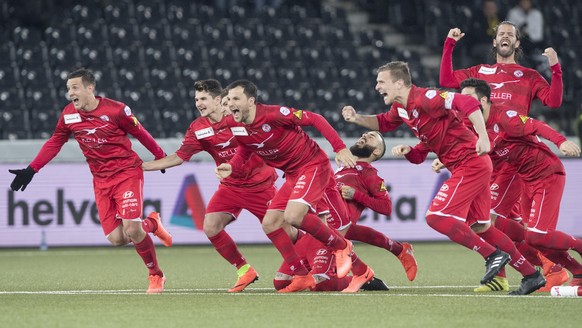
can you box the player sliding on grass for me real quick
[342,61,511,287]
[8,68,171,294]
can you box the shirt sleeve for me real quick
[29,115,71,172]
[283,109,347,152]
[531,64,563,109]
[175,125,203,162]
[376,107,404,133]
[501,110,567,147]
[119,108,165,159]
[352,170,392,216]
[405,142,431,164]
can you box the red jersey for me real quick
[334,161,391,221]
[376,85,481,170]
[440,37,563,115]
[488,106,566,182]
[176,115,277,191]
[225,103,346,176]
[29,97,164,179]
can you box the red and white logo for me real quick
[514,70,523,78]
[262,124,271,132]
[123,191,134,199]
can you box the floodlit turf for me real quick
[1,242,580,328]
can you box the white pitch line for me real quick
[0,286,558,298]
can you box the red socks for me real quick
[494,216,525,242]
[526,230,582,254]
[345,224,403,256]
[141,217,158,234]
[478,226,537,276]
[134,234,162,276]
[208,230,247,269]
[425,214,496,258]
[266,228,309,275]
[350,253,368,276]
[299,213,347,250]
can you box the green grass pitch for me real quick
[1,242,580,328]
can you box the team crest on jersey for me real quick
[100,115,110,122]
[519,115,529,124]
[124,106,132,116]
[493,123,499,133]
[64,113,82,124]
[425,90,437,99]
[262,124,271,132]
[380,181,387,192]
[478,66,497,74]
[280,106,290,116]
[293,110,303,120]
[506,110,518,118]
[355,165,363,171]
[514,70,524,78]
[412,109,419,118]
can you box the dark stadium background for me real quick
[0,0,579,142]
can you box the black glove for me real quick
[9,166,36,191]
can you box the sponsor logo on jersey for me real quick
[506,110,518,118]
[490,183,499,191]
[412,109,419,118]
[514,70,524,78]
[64,113,82,124]
[397,107,409,119]
[124,106,132,116]
[230,127,248,136]
[425,90,437,99]
[262,124,271,132]
[279,106,290,116]
[195,127,215,139]
[519,115,529,124]
[122,191,134,198]
[293,110,303,120]
[316,249,328,255]
[478,66,497,74]
[440,184,449,191]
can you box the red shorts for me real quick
[522,173,565,233]
[93,167,144,236]
[206,184,276,222]
[490,162,523,219]
[321,175,351,230]
[269,162,331,212]
[429,155,492,225]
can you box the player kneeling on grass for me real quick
[273,232,389,292]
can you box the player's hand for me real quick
[431,158,445,173]
[447,28,465,41]
[475,137,490,156]
[342,106,358,122]
[391,144,411,157]
[559,140,581,157]
[215,163,233,181]
[542,47,559,66]
[336,148,357,168]
[340,185,356,200]
[9,166,36,191]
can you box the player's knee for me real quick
[524,230,544,247]
[203,220,222,237]
[123,224,145,242]
[472,222,490,234]
[107,234,129,247]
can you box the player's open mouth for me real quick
[500,40,510,48]
[72,98,79,105]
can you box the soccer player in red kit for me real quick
[273,232,389,292]
[459,78,582,290]
[8,68,171,293]
[143,79,281,292]
[342,61,514,287]
[440,23,569,290]
[334,131,418,284]
[215,80,356,293]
